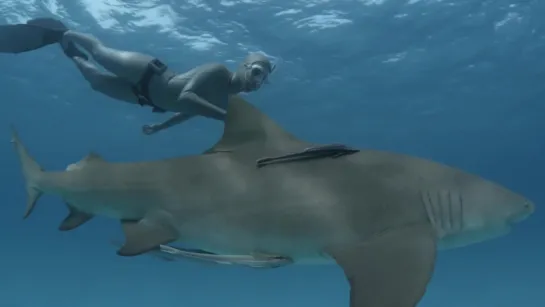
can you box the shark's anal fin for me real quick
[327,224,437,307]
[58,203,94,231]
[117,218,178,257]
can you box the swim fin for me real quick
[0,17,67,54]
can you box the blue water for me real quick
[0,1,544,306]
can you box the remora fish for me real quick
[110,240,292,268]
[11,95,534,307]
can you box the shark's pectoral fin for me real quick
[58,203,94,231]
[110,239,176,261]
[117,219,178,257]
[327,224,437,307]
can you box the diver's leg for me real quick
[72,57,138,104]
[62,31,154,84]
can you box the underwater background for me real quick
[0,0,544,306]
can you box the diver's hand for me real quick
[142,124,160,135]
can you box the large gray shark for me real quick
[12,95,534,307]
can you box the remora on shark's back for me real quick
[11,95,534,307]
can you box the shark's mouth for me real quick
[437,224,511,250]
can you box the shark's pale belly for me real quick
[56,186,343,261]
[182,236,337,265]
[172,215,350,264]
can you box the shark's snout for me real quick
[508,200,535,224]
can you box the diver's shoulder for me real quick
[198,63,231,74]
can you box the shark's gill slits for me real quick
[421,190,464,237]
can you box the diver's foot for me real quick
[142,124,158,135]
[63,41,88,60]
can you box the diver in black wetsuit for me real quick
[0,18,275,135]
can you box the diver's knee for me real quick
[87,74,113,92]
[84,72,125,94]
[78,68,108,90]
[72,57,97,78]
[88,78,105,91]
[90,44,113,60]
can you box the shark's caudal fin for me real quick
[205,95,305,153]
[10,126,44,218]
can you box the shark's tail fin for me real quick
[10,126,44,218]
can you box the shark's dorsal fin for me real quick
[66,152,106,171]
[84,152,105,163]
[205,95,302,153]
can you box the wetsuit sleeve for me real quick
[176,65,229,121]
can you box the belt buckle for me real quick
[149,59,167,74]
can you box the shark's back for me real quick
[44,153,218,220]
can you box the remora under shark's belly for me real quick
[179,231,335,264]
[174,214,350,263]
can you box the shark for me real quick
[11,95,534,307]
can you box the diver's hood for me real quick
[243,53,274,73]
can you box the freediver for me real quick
[0,17,275,135]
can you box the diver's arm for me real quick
[142,112,194,135]
[176,91,226,121]
[176,65,229,121]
